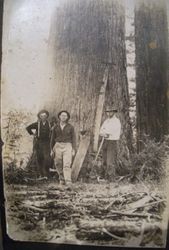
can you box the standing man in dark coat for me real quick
[50,110,76,185]
[26,109,51,178]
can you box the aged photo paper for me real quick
[1,0,169,247]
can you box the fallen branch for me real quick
[125,199,166,212]
[104,211,162,220]
[117,174,131,183]
[20,204,48,212]
[24,177,47,182]
[26,195,47,200]
[125,195,153,210]
[26,191,48,196]
[102,227,126,241]
[105,192,149,210]
[138,221,146,246]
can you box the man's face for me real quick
[106,111,114,118]
[39,113,48,122]
[59,112,68,122]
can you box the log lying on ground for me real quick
[76,219,140,232]
[75,219,162,241]
[75,219,141,240]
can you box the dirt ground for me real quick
[4,180,168,247]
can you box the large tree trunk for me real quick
[135,0,169,152]
[47,0,133,173]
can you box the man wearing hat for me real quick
[99,106,121,181]
[50,110,76,185]
[26,109,51,178]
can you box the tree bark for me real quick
[135,0,169,151]
[47,0,133,173]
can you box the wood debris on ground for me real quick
[5,182,167,247]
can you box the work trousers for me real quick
[36,140,50,177]
[102,140,118,181]
[53,142,72,183]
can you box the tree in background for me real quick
[135,0,169,152]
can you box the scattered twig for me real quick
[24,177,47,181]
[138,220,145,246]
[21,204,48,212]
[102,227,126,241]
[117,174,131,183]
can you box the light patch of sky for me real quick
[1,0,63,166]
[124,0,136,120]
[1,0,61,114]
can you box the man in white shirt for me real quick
[99,106,121,181]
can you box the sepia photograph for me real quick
[1,0,169,248]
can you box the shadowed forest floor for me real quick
[4,180,168,247]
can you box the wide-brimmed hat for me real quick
[58,110,70,120]
[37,109,49,118]
[105,106,118,112]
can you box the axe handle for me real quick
[93,136,105,167]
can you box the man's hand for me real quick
[32,133,37,138]
[104,134,109,138]
[100,133,109,138]
[50,150,55,158]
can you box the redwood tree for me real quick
[135,0,169,151]
[47,0,133,172]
